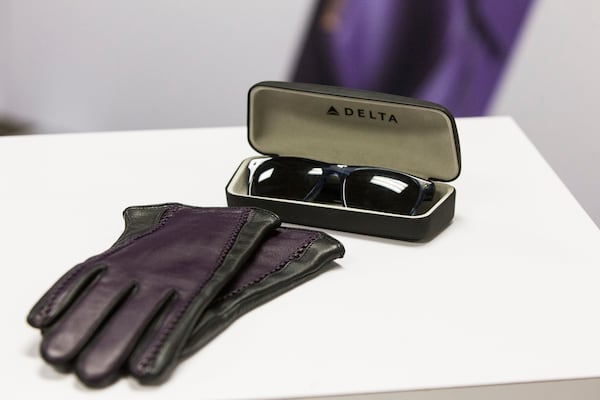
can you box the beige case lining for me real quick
[249,86,459,181]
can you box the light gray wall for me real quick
[0,1,8,111]
[490,0,600,226]
[2,1,598,226]
[2,0,313,132]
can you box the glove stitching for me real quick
[137,208,253,373]
[87,205,183,263]
[215,231,323,304]
[37,205,183,320]
[36,263,87,320]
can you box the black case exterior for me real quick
[226,82,461,241]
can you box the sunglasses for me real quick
[248,157,435,216]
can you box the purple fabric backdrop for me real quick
[293,0,534,116]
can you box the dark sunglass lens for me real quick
[344,170,422,215]
[250,158,324,201]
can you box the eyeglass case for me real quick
[226,81,461,241]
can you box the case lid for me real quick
[248,81,461,181]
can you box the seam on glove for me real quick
[215,231,322,304]
[36,263,88,319]
[137,208,253,373]
[37,204,184,320]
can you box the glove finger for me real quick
[28,264,105,329]
[75,287,176,387]
[40,274,136,366]
[127,297,192,383]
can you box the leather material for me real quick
[180,227,345,359]
[27,204,280,387]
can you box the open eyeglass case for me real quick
[226,81,461,241]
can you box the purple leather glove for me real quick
[181,227,345,358]
[27,204,280,387]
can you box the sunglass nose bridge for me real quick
[302,168,346,203]
[326,164,353,177]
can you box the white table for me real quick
[1,117,598,399]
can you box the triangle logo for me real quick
[327,106,339,116]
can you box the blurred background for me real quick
[1,0,598,226]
